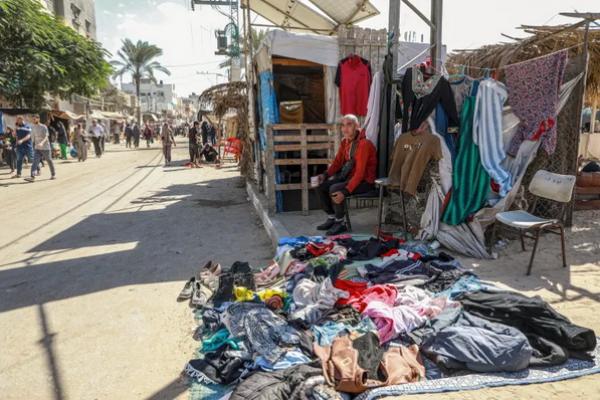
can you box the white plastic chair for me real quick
[492,170,576,275]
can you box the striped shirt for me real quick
[473,79,512,197]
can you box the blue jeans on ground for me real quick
[16,146,31,176]
[31,149,55,178]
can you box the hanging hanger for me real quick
[483,68,491,79]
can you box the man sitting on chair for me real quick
[313,114,377,235]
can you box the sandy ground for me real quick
[0,139,272,400]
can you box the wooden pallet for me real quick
[265,123,338,214]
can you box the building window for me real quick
[71,3,81,29]
[85,20,92,33]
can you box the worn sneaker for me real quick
[317,218,336,231]
[177,277,196,302]
[24,176,35,182]
[191,281,214,308]
[326,222,348,236]
[50,175,56,180]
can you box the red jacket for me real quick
[336,55,372,116]
[327,131,377,194]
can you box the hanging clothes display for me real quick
[505,50,568,156]
[401,67,459,134]
[449,75,475,114]
[377,54,402,177]
[335,55,372,116]
[363,71,384,147]
[473,79,512,197]
[387,130,443,196]
[442,85,491,225]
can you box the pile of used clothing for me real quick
[178,235,597,399]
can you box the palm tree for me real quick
[111,39,171,124]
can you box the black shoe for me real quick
[317,218,336,231]
[326,222,348,236]
[212,273,234,307]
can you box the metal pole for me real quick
[567,20,590,226]
[388,0,401,166]
[388,0,401,80]
[430,0,443,69]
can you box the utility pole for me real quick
[430,0,443,69]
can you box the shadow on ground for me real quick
[0,175,272,313]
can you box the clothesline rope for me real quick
[441,41,586,71]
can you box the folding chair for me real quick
[343,189,380,232]
[491,170,576,275]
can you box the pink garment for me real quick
[344,284,397,313]
[395,286,457,319]
[284,260,309,276]
[362,301,426,343]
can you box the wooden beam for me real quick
[560,12,600,20]
[274,143,331,151]
[272,57,322,68]
[274,158,331,166]
[275,183,303,191]
[402,0,434,30]
[273,135,334,143]
[271,123,336,130]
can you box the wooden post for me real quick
[300,127,309,215]
[266,125,276,213]
[591,101,598,133]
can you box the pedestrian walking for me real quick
[112,122,121,144]
[161,121,176,166]
[54,118,69,160]
[25,114,56,182]
[125,122,133,148]
[201,117,217,146]
[89,119,105,157]
[2,127,17,173]
[13,116,32,178]
[143,123,153,148]
[188,121,200,166]
[74,123,88,162]
[133,123,141,148]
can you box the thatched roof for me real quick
[448,22,600,105]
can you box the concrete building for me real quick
[121,79,177,115]
[39,0,97,39]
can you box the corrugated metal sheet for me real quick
[310,0,379,25]
[242,0,379,35]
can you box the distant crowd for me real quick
[0,113,222,181]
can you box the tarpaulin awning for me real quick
[242,0,379,35]
[52,110,85,120]
[100,111,127,120]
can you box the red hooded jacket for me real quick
[326,130,377,194]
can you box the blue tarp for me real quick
[259,71,283,212]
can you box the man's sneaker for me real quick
[24,176,35,182]
[317,218,336,231]
[50,175,56,180]
[191,281,213,308]
[326,221,348,236]
[177,277,196,301]
[11,174,21,179]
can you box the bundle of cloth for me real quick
[179,235,596,399]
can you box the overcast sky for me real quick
[96,0,597,97]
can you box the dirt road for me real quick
[0,139,272,399]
